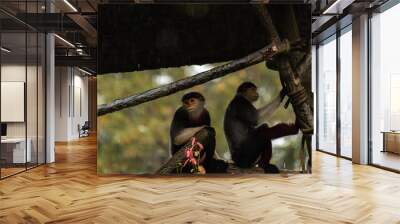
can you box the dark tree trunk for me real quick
[255,5,313,173]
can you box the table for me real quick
[1,138,32,163]
[382,131,400,154]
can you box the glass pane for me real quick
[27,31,38,169]
[340,29,352,158]
[26,0,38,169]
[1,31,27,177]
[371,4,400,171]
[38,33,45,165]
[317,36,337,154]
[312,45,317,151]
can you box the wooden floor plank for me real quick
[0,135,400,223]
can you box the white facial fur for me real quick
[183,98,205,119]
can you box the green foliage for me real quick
[97,62,303,174]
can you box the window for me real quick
[0,2,47,179]
[370,3,400,171]
[317,35,337,154]
[339,27,352,158]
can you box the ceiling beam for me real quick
[55,55,96,71]
[67,13,97,46]
[51,0,97,46]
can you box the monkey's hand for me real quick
[174,126,207,145]
[198,165,206,174]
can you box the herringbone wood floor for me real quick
[1,135,400,224]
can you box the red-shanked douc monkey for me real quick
[224,82,299,173]
[170,92,227,174]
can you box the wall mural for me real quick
[97,4,313,175]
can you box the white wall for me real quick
[55,66,89,141]
[55,66,69,141]
[72,72,89,138]
[1,65,26,141]
[1,65,36,137]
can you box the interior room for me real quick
[0,0,400,223]
[0,21,46,178]
[0,0,96,179]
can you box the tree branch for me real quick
[254,5,280,43]
[255,6,313,173]
[98,41,290,116]
[295,53,311,78]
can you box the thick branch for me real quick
[156,129,210,175]
[255,7,313,129]
[98,41,290,116]
[280,6,301,42]
[254,5,280,43]
[256,7,313,173]
[156,144,189,175]
[296,53,311,77]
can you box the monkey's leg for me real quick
[258,143,281,174]
[258,123,299,140]
[251,129,279,173]
[257,124,299,173]
[258,140,272,167]
[233,131,267,169]
[197,127,216,163]
[193,128,228,173]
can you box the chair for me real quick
[78,121,90,138]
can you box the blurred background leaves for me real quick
[97,62,304,174]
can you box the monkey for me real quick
[223,82,299,173]
[170,92,228,173]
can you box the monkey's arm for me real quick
[174,126,206,145]
[257,94,282,122]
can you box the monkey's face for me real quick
[243,87,259,102]
[183,97,205,114]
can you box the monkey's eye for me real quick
[190,99,195,103]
